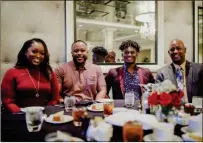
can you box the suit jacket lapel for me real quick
[168,64,177,86]
[137,67,144,93]
[186,61,192,99]
[119,67,124,97]
[137,67,144,85]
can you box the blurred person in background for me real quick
[105,50,116,63]
[92,46,108,64]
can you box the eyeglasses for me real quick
[169,47,184,52]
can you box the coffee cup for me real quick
[153,123,174,141]
[188,116,202,132]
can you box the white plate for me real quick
[104,112,158,130]
[72,137,84,142]
[143,134,182,141]
[96,99,114,103]
[21,106,45,112]
[45,115,73,124]
[87,105,103,112]
[182,133,202,142]
[113,107,128,114]
[173,116,189,126]
[181,126,193,133]
[113,108,140,114]
[45,131,84,141]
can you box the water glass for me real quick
[135,99,141,110]
[25,108,44,132]
[192,96,202,108]
[103,101,114,117]
[64,96,76,112]
[125,92,135,108]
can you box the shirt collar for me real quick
[72,61,88,70]
[173,60,186,71]
[124,63,137,70]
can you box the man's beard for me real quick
[73,56,87,66]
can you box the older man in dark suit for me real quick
[156,39,203,103]
[105,40,155,99]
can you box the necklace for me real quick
[26,68,40,97]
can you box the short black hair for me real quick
[72,40,87,47]
[92,46,108,56]
[119,40,140,53]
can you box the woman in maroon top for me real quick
[1,38,60,113]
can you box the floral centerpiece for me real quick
[147,80,184,121]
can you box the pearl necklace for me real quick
[26,68,40,97]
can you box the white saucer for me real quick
[87,105,103,112]
[181,126,193,133]
[143,134,182,141]
[21,106,45,112]
[45,115,73,124]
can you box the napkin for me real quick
[86,120,113,141]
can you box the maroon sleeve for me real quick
[47,72,60,105]
[1,69,21,113]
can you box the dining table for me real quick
[1,100,187,142]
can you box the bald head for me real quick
[168,39,186,65]
[169,39,185,49]
[108,50,116,57]
[105,50,116,63]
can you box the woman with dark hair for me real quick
[1,38,60,113]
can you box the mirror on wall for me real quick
[198,7,203,63]
[75,0,157,64]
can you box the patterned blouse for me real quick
[124,64,141,99]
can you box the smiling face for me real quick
[25,42,45,66]
[71,41,88,65]
[122,46,138,64]
[168,39,186,65]
[105,51,116,63]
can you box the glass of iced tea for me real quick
[103,101,114,117]
[72,107,86,126]
[123,121,143,142]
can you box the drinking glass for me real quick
[25,107,44,132]
[64,96,76,112]
[125,92,135,108]
[103,101,114,117]
[123,121,143,142]
[192,96,202,108]
[72,107,86,126]
[135,99,141,110]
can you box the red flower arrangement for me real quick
[148,90,184,115]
